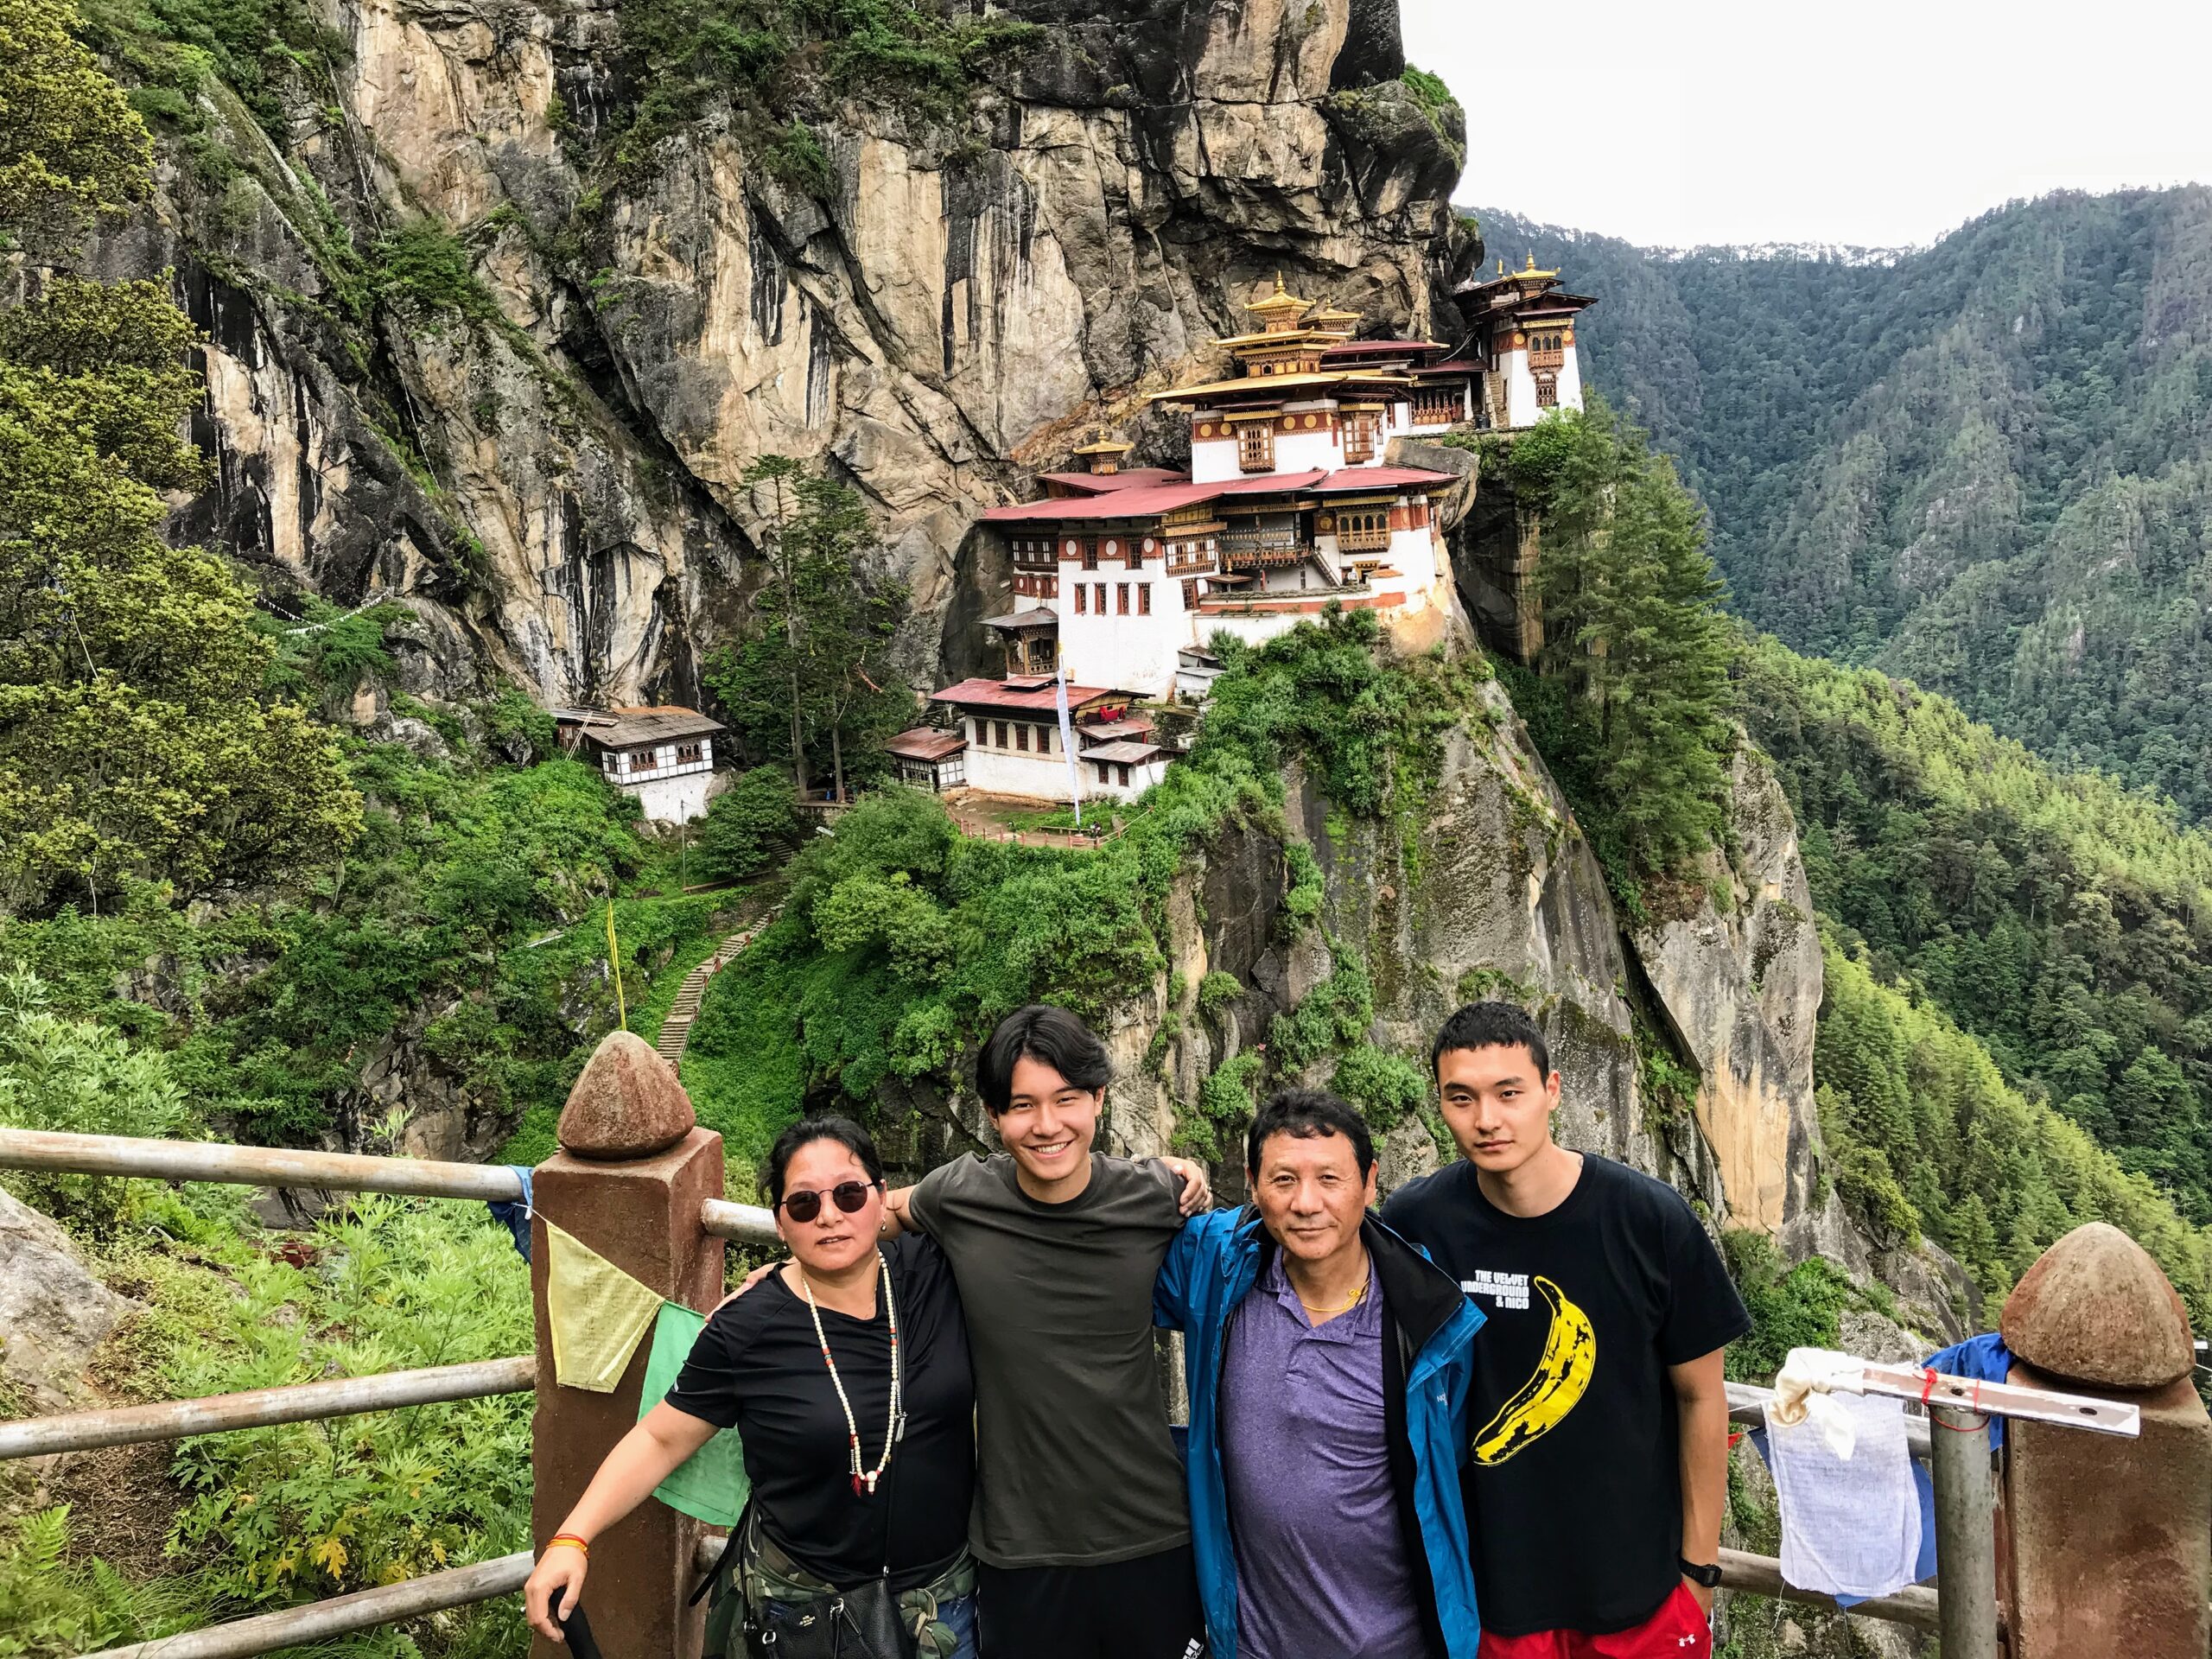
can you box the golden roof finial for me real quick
[1273,270,1287,296]
[1525,253,1536,271]
[1497,257,1505,275]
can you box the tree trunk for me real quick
[831,722,845,804]
[785,569,808,798]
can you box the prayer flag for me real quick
[1055,664,1083,828]
[544,1221,664,1392]
[638,1300,750,1526]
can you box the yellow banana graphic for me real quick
[1472,1275,1596,1465]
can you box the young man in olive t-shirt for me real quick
[1380,1001,1750,1659]
[885,1005,1211,1659]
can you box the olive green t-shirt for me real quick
[906,1151,1190,1569]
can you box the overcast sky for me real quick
[1401,0,2212,250]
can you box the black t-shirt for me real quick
[1380,1154,1750,1637]
[664,1234,974,1589]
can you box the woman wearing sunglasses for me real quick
[524,1116,976,1659]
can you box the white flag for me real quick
[1055,663,1084,829]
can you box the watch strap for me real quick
[1679,1557,1723,1588]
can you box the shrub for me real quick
[0,967,195,1224]
[1196,970,1242,1022]
[696,766,803,881]
[1330,1044,1429,1130]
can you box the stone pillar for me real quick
[531,1031,724,1659]
[2000,1221,2209,1659]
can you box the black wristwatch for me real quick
[1679,1558,1723,1589]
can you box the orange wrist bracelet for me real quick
[546,1535,589,1555]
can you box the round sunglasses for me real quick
[778,1179,880,1224]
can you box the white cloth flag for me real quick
[1765,1382,1923,1599]
[1055,664,1084,827]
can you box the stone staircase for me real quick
[655,922,765,1069]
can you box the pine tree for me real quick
[709,457,911,800]
[1502,397,1735,874]
[0,37,359,915]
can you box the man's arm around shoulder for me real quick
[1153,1206,1241,1332]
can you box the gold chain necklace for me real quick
[798,1250,901,1497]
[1295,1255,1371,1318]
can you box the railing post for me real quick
[530,1031,725,1659]
[1999,1222,2210,1659]
[1928,1405,1999,1659]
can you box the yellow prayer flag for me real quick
[544,1220,665,1393]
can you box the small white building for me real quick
[928,677,1167,803]
[885,726,968,792]
[556,706,725,823]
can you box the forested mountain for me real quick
[1742,639,2212,1254]
[1471,191,2212,817]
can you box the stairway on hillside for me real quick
[655,922,765,1068]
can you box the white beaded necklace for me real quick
[798,1249,901,1497]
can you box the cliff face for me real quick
[89,0,1471,709]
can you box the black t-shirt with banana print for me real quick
[1381,1153,1750,1638]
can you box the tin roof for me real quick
[1320,338,1443,357]
[1080,740,1166,763]
[885,728,968,762]
[558,705,725,747]
[979,472,1328,524]
[1033,467,1188,494]
[931,677,1117,712]
[1076,716,1155,741]
[1307,467,1459,493]
[981,607,1061,632]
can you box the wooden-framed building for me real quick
[554,705,724,823]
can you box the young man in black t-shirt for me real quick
[1380,1001,1750,1659]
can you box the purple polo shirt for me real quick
[1218,1252,1428,1659]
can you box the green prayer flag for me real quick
[639,1300,749,1527]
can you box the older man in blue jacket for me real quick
[1155,1088,1486,1659]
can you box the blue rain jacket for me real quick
[1154,1206,1486,1659]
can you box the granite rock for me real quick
[557,1030,697,1160]
[2001,1221,2194,1389]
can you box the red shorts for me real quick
[1477,1583,1713,1659]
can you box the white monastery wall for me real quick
[628,771,715,823]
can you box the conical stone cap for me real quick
[1999,1221,2194,1389]
[556,1029,696,1160]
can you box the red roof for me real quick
[1308,467,1460,493]
[886,728,967,762]
[931,677,1116,712]
[1320,339,1441,356]
[979,471,1328,524]
[1410,360,1482,376]
[1034,467,1187,494]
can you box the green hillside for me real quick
[1743,637,2212,1302]
[1471,191,2212,817]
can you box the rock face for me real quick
[2001,1221,2196,1389]
[1637,747,1821,1234]
[86,0,1471,709]
[0,1189,134,1409]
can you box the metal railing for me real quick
[0,1125,779,1658]
[0,1356,537,1460]
[77,1551,535,1659]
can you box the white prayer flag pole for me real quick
[1055,662,1084,830]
